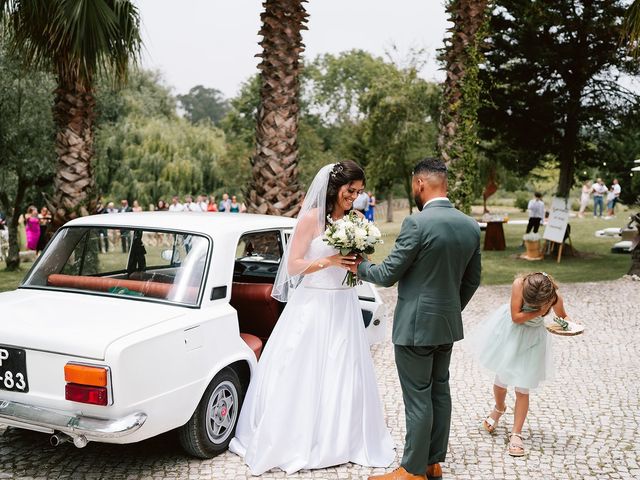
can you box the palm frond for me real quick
[0,0,141,86]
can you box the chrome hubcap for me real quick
[205,380,237,444]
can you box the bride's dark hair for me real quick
[325,160,366,216]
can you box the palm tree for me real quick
[246,0,308,217]
[624,0,640,54]
[438,0,488,212]
[0,0,142,230]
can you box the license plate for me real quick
[0,346,29,393]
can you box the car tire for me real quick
[178,367,244,458]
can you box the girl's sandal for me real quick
[482,405,506,434]
[508,432,525,457]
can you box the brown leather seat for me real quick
[230,282,281,344]
[240,333,263,360]
[47,274,198,302]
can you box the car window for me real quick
[236,231,282,263]
[22,226,210,307]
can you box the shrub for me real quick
[515,193,530,212]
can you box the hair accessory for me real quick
[541,272,549,278]
[330,163,344,178]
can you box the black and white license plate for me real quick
[0,346,29,393]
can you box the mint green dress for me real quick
[467,303,553,390]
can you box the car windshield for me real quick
[21,226,210,307]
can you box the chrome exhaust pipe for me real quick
[50,432,88,448]
[50,433,70,446]
[73,434,88,448]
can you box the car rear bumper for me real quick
[0,399,146,440]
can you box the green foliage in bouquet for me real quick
[553,316,569,331]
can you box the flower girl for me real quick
[468,272,569,456]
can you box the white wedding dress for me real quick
[229,236,395,475]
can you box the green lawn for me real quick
[0,267,29,293]
[0,209,634,292]
[369,209,633,286]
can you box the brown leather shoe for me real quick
[368,466,427,480]
[426,463,443,479]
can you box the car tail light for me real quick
[64,364,108,387]
[65,383,108,406]
[64,363,111,406]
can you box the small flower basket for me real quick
[521,233,544,261]
[545,316,585,336]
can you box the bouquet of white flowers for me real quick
[323,211,383,287]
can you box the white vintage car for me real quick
[0,212,386,458]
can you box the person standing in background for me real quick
[169,196,184,212]
[118,200,132,253]
[219,193,231,213]
[95,201,109,252]
[578,181,591,218]
[526,192,545,234]
[197,194,209,212]
[353,190,370,215]
[366,192,376,222]
[156,199,168,211]
[132,200,143,212]
[592,178,607,217]
[184,195,201,212]
[25,206,41,251]
[230,195,241,213]
[36,207,52,254]
[207,195,218,212]
[607,179,621,217]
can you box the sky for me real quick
[136,0,451,99]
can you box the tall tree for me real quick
[0,0,142,229]
[479,0,639,197]
[0,44,56,270]
[178,85,229,126]
[362,68,440,216]
[94,69,227,205]
[246,0,308,217]
[438,0,489,213]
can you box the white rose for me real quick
[335,228,348,243]
[368,225,381,238]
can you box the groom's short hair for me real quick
[413,157,447,177]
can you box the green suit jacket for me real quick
[358,199,481,346]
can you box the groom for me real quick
[354,157,481,480]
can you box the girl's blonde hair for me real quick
[520,272,558,309]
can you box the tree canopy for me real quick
[178,85,229,126]
[479,0,639,197]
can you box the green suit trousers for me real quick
[394,343,453,475]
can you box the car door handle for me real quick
[210,286,227,301]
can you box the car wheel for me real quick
[178,367,244,458]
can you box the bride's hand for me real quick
[326,253,358,270]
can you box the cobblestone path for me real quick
[1,278,638,479]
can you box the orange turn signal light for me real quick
[64,364,108,387]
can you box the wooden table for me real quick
[484,221,506,251]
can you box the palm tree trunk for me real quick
[50,80,96,231]
[246,0,308,217]
[438,0,488,212]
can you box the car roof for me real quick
[65,212,297,237]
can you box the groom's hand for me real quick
[348,255,364,273]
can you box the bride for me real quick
[229,161,395,475]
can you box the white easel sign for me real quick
[543,197,569,244]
